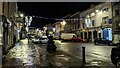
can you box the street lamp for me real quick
[60,20,66,32]
[87,15,90,18]
[95,10,99,13]
[20,13,24,18]
[60,20,66,26]
[44,27,47,31]
[91,12,95,17]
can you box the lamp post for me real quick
[19,13,24,39]
[19,13,24,30]
[14,12,25,40]
[60,20,66,31]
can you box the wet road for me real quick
[35,40,116,67]
[2,39,116,68]
[54,40,116,66]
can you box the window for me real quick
[74,18,76,23]
[113,2,120,6]
[116,21,120,29]
[83,23,85,28]
[77,16,79,23]
[102,8,109,12]
[75,24,77,29]
[72,18,74,23]
[115,10,119,16]
[102,16,109,24]
[74,24,76,29]
[109,19,112,24]
[74,17,76,23]
[92,20,95,26]
[78,23,80,29]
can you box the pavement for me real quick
[2,38,40,68]
[1,38,117,68]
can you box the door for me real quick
[93,31,97,39]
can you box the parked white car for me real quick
[40,36,49,44]
[31,37,40,43]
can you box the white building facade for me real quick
[62,2,113,42]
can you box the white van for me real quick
[61,33,76,41]
[40,36,49,44]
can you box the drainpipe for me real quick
[111,2,114,43]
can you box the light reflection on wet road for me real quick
[2,39,116,68]
[54,40,116,66]
[2,39,38,67]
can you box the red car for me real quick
[71,37,84,42]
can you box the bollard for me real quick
[82,47,86,63]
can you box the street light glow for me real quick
[98,10,102,14]
[91,12,95,17]
[87,15,90,18]
[95,10,99,13]
[20,14,24,17]
[61,20,66,25]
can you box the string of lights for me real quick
[32,15,86,21]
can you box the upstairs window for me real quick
[102,8,109,12]
[109,19,112,24]
[102,16,109,24]
[83,23,85,28]
[78,23,80,29]
[115,10,119,16]
[92,20,95,26]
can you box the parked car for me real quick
[111,43,120,67]
[31,37,40,43]
[40,36,49,44]
[71,37,84,42]
[94,38,112,46]
[28,34,35,38]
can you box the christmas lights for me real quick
[30,15,85,21]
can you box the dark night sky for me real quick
[17,2,100,28]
